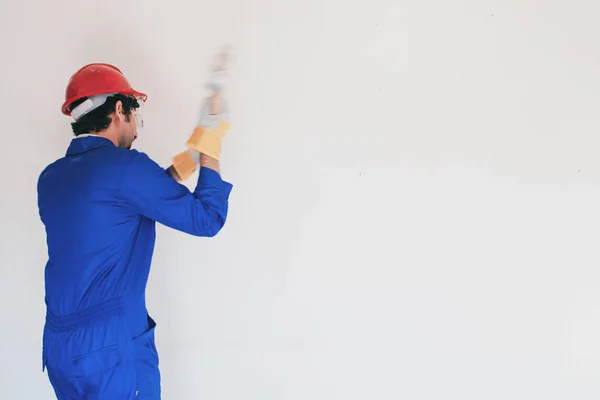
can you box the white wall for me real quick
[2,0,600,398]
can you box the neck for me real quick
[78,128,119,147]
[97,131,119,147]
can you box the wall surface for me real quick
[2,0,600,398]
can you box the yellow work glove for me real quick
[171,97,231,180]
[172,46,232,180]
[171,149,200,181]
[186,95,231,160]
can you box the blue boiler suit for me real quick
[37,136,233,399]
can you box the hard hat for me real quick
[61,63,147,116]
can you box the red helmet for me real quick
[61,63,147,116]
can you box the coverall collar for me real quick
[66,135,116,156]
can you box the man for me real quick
[37,63,233,399]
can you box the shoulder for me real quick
[119,149,169,186]
[37,158,63,188]
[97,148,161,177]
[118,148,162,171]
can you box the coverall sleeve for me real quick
[120,151,233,237]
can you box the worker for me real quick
[37,63,233,399]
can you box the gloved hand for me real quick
[172,95,231,180]
[205,45,231,93]
[206,67,228,93]
[185,77,232,160]
[171,47,232,180]
[198,93,231,130]
[171,148,201,181]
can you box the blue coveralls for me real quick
[37,136,233,399]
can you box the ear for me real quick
[114,101,125,123]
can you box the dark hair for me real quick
[69,94,140,136]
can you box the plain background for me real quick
[2,0,600,398]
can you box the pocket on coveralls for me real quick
[69,344,122,378]
[132,315,161,399]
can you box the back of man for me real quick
[39,139,161,398]
[40,139,155,332]
[38,63,233,400]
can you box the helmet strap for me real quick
[71,93,116,121]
